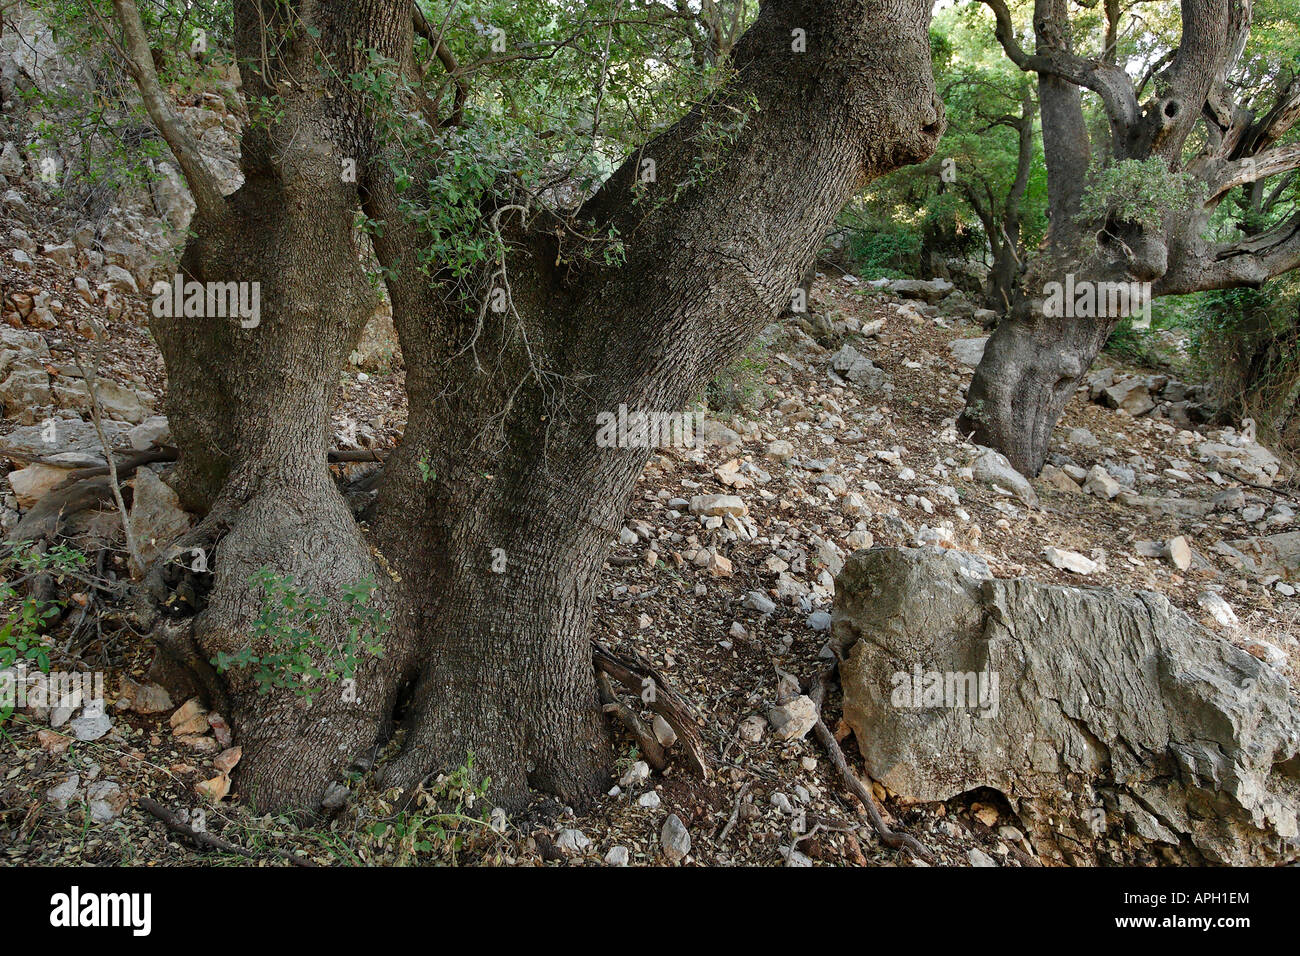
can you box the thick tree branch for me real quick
[978,0,1138,141]
[1134,0,1247,159]
[1208,142,1300,202]
[1260,169,1296,215]
[1159,210,1300,293]
[1135,49,1177,99]
[109,0,226,222]
[1238,74,1300,157]
[1102,0,1119,63]
[1202,0,1254,133]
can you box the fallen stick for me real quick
[785,821,824,866]
[806,662,934,863]
[4,446,379,479]
[716,780,751,845]
[596,671,667,771]
[137,797,318,867]
[592,639,711,780]
[328,448,388,463]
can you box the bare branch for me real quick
[1239,75,1300,157]
[108,0,226,222]
[1159,211,1300,294]
[1135,49,1177,99]
[978,0,1139,139]
[413,1,467,127]
[67,324,144,579]
[1208,143,1300,202]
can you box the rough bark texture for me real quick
[961,0,1300,475]
[364,0,944,808]
[129,0,415,810]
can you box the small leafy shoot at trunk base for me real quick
[213,568,387,700]
[367,751,499,865]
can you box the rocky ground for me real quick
[3,194,1298,864]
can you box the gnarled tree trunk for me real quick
[126,0,942,811]
[961,0,1300,476]
[365,0,944,808]
[118,0,415,809]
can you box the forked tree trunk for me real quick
[133,0,941,811]
[969,87,1035,315]
[986,234,1020,313]
[371,434,630,806]
[959,226,1168,474]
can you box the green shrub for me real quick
[0,544,86,674]
[1189,278,1300,451]
[707,344,770,413]
[213,568,388,700]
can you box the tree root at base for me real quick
[137,797,318,866]
[806,661,934,864]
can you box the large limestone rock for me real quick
[1100,377,1155,416]
[0,367,54,418]
[0,419,129,463]
[1224,531,1300,581]
[834,547,1300,865]
[350,300,400,370]
[0,142,23,179]
[1198,439,1283,486]
[880,277,954,303]
[969,446,1038,508]
[948,336,987,368]
[7,459,86,508]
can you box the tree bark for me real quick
[122,0,418,810]
[976,87,1036,313]
[959,255,1117,471]
[126,0,941,812]
[364,0,944,808]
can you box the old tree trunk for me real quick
[958,0,1300,475]
[116,0,415,809]
[118,0,943,810]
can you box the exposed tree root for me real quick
[6,477,121,545]
[716,780,752,845]
[596,671,667,771]
[806,661,934,863]
[31,447,177,483]
[147,616,229,714]
[137,797,317,866]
